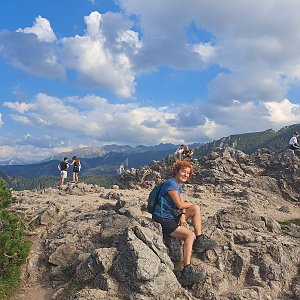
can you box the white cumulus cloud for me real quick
[118,0,300,104]
[17,16,56,42]
[3,101,35,113]
[11,115,31,124]
[264,99,300,125]
[60,11,137,97]
[2,91,300,162]
[192,43,215,64]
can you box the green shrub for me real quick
[278,218,300,226]
[0,180,30,299]
[0,181,14,209]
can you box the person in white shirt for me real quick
[289,131,299,151]
[58,157,69,186]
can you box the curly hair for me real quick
[172,160,193,179]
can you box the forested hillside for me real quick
[194,123,300,157]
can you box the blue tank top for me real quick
[153,178,182,219]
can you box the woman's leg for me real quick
[186,204,218,252]
[72,172,76,182]
[170,226,196,266]
[185,204,202,236]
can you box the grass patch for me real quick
[59,278,92,299]
[0,266,22,299]
[58,265,92,299]
[278,218,300,226]
[63,280,87,295]
[62,264,76,279]
[0,180,31,300]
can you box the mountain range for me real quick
[0,124,299,183]
[0,143,193,166]
[0,143,202,180]
[40,143,186,162]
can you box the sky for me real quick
[0,0,300,163]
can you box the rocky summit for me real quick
[11,147,300,300]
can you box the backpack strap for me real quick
[154,183,164,215]
[160,181,180,216]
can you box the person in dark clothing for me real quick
[58,157,69,186]
[182,148,194,160]
[71,156,81,183]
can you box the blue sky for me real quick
[0,0,300,163]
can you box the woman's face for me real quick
[175,167,191,183]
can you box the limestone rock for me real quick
[11,146,300,300]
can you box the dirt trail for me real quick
[13,286,53,300]
[13,228,55,300]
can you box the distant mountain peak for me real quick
[40,143,180,163]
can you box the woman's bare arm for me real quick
[168,190,192,209]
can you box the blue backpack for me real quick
[147,182,164,213]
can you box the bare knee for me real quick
[193,204,200,213]
[184,230,196,243]
[188,204,201,216]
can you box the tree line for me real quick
[0,173,117,191]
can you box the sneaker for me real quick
[193,234,218,253]
[181,264,206,286]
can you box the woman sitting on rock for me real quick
[152,160,217,286]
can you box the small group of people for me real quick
[58,156,81,186]
[174,144,194,161]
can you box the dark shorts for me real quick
[152,214,179,236]
[73,167,79,173]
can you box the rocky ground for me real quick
[10,147,300,300]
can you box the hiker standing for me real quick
[71,156,81,183]
[58,157,69,187]
[152,160,217,286]
[289,131,300,151]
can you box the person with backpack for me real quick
[58,157,69,187]
[70,156,81,183]
[151,160,217,286]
